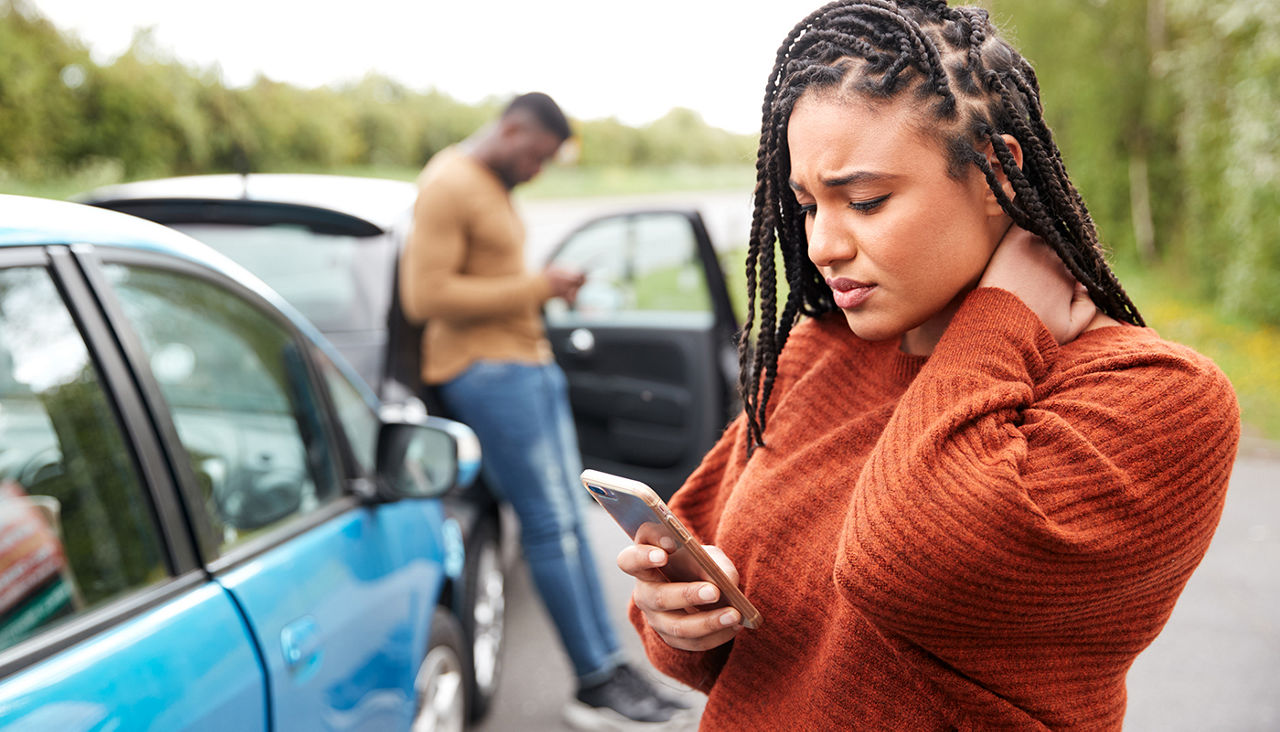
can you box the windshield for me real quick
[169,222,396,333]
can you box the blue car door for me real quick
[0,250,267,730]
[92,252,454,730]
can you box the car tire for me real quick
[411,608,468,732]
[462,517,505,722]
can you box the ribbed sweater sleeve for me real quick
[833,288,1239,722]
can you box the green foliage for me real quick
[0,1,756,195]
[634,108,757,167]
[984,0,1178,262]
[985,0,1280,325]
[1160,0,1280,323]
[0,0,94,177]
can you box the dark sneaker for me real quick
[613,663,692,712]
[563,664,693,731]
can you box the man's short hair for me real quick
[503,92,572,141]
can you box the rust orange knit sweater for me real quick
[630,288,1239,730]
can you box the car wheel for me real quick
[462,517,505,722]
[411,608,467,732]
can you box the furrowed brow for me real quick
[822,171,893,187]
[789,170,895,192]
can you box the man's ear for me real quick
[982,134,1023,216]
[497,115,524,141]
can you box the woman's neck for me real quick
[899,290,968,356]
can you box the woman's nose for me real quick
[806,210,855,268]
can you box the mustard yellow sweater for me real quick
[399,147,554,384]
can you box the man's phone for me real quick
[580,469,762,630]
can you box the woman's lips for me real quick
[827,277,875,309]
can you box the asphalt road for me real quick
[473,456,1280,731]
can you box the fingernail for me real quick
[659,537,676,551]
[719,610,739,626]
[648,549,665,564]
[698,584,717,603]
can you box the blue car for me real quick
[0,195,482,731]
[77,174,516,721]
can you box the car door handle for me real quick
[280,616,321,670]
[567,328,595,355]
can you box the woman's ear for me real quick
[982,134,1024,216]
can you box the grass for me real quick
[0,160,126,201]
[518,164,756,199]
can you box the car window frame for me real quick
[0,244,206,681]
[74,245,368,574]
[545,209,740,332]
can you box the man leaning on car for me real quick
[397,92,690,729]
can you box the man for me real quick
[399,92,688,728]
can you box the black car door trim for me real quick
[46,246,201,576]
[88,199,385,237]
[682,210,740,336]
[67,245,224,563]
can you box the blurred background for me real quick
[1,1,1277,729]
[1,0,1276,437]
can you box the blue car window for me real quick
[0,267,166,652]
[102,265,343,553]
[314,351,378,476]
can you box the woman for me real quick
[617,1,1239,729]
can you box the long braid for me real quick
[739,0,1144,455]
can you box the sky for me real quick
[28,0,829,135]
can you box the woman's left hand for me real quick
[979,224,1098,345]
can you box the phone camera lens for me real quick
[587,485,607,496]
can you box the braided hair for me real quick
[738,0,1143,454]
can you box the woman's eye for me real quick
[799,203,817,217]
[850,194,890,213]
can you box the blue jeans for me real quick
[439,361,622,685]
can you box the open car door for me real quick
[543,210,740,499]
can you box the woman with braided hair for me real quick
[616,1,1239,728]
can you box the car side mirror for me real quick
[374,415,481,500]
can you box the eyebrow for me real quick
[788,171,896,192]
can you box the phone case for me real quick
[580,469,762,629]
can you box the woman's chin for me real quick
[840,311,904,343]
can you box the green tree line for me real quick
[988,0,1279,324]
[2,0,1277,324]
[0,1,755,180]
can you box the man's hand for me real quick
[978,224,1097,345]
[545,266,586,306]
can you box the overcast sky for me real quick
[29,0,832,134]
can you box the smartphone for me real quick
[580,469,762,629]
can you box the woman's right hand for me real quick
[617,539,743,652]
[978,224,1099,345]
